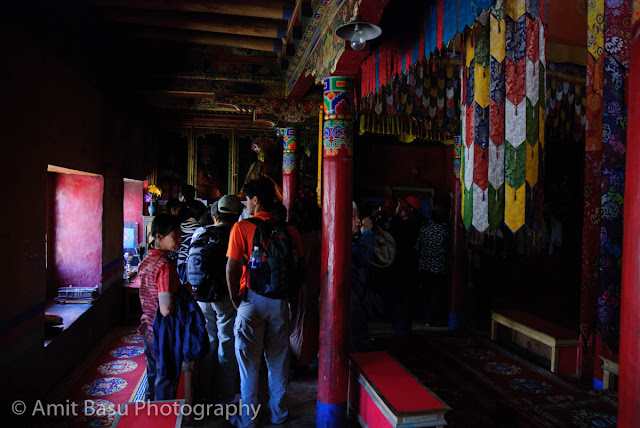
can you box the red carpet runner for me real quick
[49,326,148,427]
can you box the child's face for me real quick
[155,229,181,252]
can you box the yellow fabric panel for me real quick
[506,0,526,20]
[490,14,506,63]
[446,67,454,79]
[526,141,539,187]
[466,34,475,67]
[474,61,490,108]
[505,183,525,232]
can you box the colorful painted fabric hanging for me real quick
[546,67,587,142]
[489,0,506,231]
[359,58,460,140]
[597,53,626,352]
[460,0,546,233]
[461,33,475,230]
[472,19,490,232]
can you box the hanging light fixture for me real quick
[336,15,382,51]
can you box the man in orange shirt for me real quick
[226,177,304,428]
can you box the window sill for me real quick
[44,300,93,347]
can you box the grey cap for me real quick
[211,195,243,219]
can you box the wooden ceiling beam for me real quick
[103,9,287,39]
[90,0,294,21]
[116,26,283,52]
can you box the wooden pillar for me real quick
[317,76,353,428]
[282,128,297,220]
[618,17,640,428]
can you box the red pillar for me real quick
[618,21,640,428]
[282,127,297,220]
[317,76,353,427]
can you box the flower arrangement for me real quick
[144,184,162,202]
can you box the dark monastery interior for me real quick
[2,0,639,427]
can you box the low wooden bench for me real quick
[491,309,579,375]
[348,351,451,427]
[600,355,619,389]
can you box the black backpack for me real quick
[246,218,294,299]
[187,226,230,302]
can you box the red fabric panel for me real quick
[495,309,578,339]
[526,17,540,64]
[490,100,505,145]
[505,58,526,106]
[473,145,488,190]
[53,173,103,288]
[115,401,181,428]
[465,105,474,147]
[351,352,444,412]
[357,383,393,428]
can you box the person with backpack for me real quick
[226,177,304,428]
[187,195,243,405]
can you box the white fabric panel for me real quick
[472,183,489,232]
[488,139,506,188]
[505,99,526,147]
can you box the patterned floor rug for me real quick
[45,326,147,427]
[372,331,618,428]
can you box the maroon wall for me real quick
[354,135,454,199]
[52,173,104,289]
[123,179,144,244]
[1,17,149,408]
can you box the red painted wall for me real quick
[354,136,453,199]
[52,173,103,288]
[123,180,144,244]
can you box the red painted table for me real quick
[111,399,184,427]
[349,351,451,427]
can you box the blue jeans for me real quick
[234,290,290,428]
[197,297,239,403]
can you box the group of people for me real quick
[135,178,450,425]
[350,196,451,351]
[136,178,319,428]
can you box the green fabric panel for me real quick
[491,0,505,19]
[505,141,526,188]
[463,185,473,230]
[475,24,490,68]
[526,98,539,144]
[488,183,505,231]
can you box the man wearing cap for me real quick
[189,195,243,405]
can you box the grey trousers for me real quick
[234,289,290,428]
[197,296,239,403]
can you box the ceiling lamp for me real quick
[336,15,382,51]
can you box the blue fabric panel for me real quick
[427,0,438,56]
[443,0,458,48]
[458,0,475,32]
